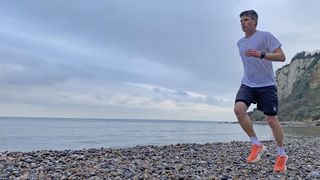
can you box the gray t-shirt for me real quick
[237,30,282,87]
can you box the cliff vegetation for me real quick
[249,50,320,123]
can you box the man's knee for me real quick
[266,116,279,128]
[234,102,247,118]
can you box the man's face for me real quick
[240,16,256,32]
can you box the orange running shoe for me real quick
[274,155,288,173]
[246,144,266,163]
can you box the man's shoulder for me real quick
[256,30,272,37]
[237,37,246,44]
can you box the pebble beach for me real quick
[1,136,320,179]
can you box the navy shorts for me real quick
[235,84,278,116]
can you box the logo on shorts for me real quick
[273,106,277,112]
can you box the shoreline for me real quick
[222,120,319,128]
[253,120,319,128]
[1,136,319,179]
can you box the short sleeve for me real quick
[266,32,282,52]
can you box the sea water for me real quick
[0,117,273,151]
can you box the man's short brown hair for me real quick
[240,10,258,26]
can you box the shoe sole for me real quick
[247,145,266,163]
[274,155,288,173]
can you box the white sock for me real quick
[250,136,261,145]
[277,146,286,156]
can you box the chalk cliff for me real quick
[249,50,320,122]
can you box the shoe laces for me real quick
[251,144,261,153]
[248,145,261,159]
[275,155,286,167]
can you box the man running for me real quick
[234,10,288,173]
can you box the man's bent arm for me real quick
[246,48,286,62]
[264,48,286,62]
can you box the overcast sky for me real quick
[0,0,319,121]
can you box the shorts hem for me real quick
[235,99,250,107]
[264,112,277,116]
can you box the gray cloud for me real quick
[0,0,319,120]
[1,1,241,88]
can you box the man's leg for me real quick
[234,102,266,163]
[265,115,283,147]
[266,115,288,172]
[234,101,256,137]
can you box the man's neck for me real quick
[245,29,257,38]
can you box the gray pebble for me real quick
[0,137,319,179]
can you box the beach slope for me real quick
[1,137,319,179]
